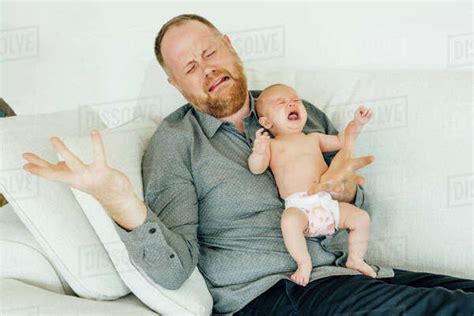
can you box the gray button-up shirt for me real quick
[113,90,394,314]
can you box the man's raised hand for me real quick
[22,129,136,221]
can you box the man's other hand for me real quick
[307,144,375,203]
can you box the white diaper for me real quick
[284,191,340,237]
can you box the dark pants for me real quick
[234,269,474,316]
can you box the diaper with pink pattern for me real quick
[284,191,340,237]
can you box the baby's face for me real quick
[257,85,307,135]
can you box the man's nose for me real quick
[203,63,217,78]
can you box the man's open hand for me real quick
[22,129,135,219]
[307,143,375,203]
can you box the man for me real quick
[22,14,474,315]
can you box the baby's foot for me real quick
[346,258,377,278]
[290,260,312,286]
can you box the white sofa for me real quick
[0,68,472,315]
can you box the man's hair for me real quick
[154,14,222,73]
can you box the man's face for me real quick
[161,20,248,118]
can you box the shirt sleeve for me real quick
[303,99,367,209]
[111,125,199,290]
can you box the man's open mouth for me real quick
[208,76,230,93]
[287,110,300,121]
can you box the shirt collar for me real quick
[193,91,257,138]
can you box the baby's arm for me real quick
[248,128,271,174]
[318,106,373,152]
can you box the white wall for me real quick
[0,1,472,115]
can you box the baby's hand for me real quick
[253,128,270,155]
[354,105,373,125]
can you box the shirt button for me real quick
[148,228,156,234]
[169,254,175,258]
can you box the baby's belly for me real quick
[272,156,328,199]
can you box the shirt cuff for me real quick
[111,204,160,240]
[353,184,365,209]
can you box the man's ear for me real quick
[167,76,177,88]
[222,34,235,51]
[168,76,185,96]
[259,117,273,130]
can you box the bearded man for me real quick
[23,14,474,315]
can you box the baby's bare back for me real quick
[270,133,328,199]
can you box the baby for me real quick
[248,84,376,286]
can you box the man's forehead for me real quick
[161,21,220,69]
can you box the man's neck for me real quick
[219,92,250,133]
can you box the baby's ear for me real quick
[258,117,272,129]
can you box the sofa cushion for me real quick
[0,278,158,316]
[59,117,213,315]
[0,203,72,295]
[0,109,130,299]
[321,70,473,279]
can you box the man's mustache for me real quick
[204,71,233,93]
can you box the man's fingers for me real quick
[351,155,375,170]
[91,129,107,166]
[22,152,54,168]
[308,182,333,195]
[256,128,264,137]
[23,163,70,183]
[50,137,84,171]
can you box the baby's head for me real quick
[256,84,307,136]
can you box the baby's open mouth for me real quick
[208,76,230,92]
[287,110,299,121]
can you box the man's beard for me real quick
[182,61,248,118]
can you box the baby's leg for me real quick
[281,207,312,286]
[338,203,376,278]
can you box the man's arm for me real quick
[21,127,198,290]
[304,100,368,208]
[111,126,199,290]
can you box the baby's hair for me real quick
[256,83,289,117]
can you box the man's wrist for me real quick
[341,180,357,204]
[99,192,147,231]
